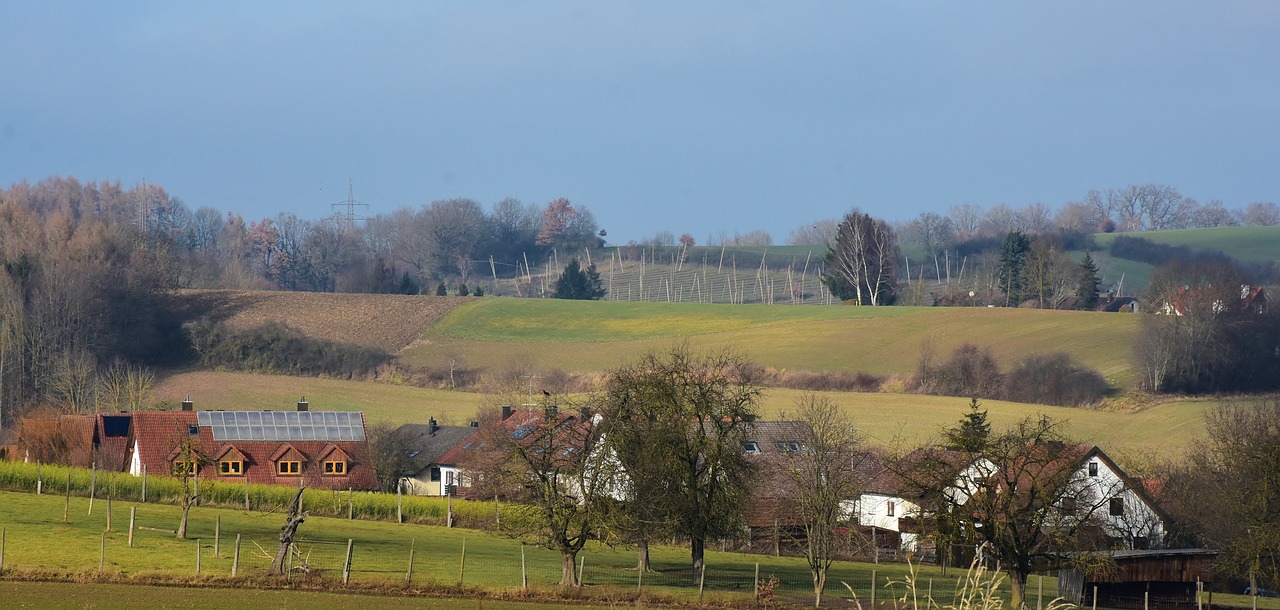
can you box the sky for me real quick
[2,1,1278,244]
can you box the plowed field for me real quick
[175,290,470,353]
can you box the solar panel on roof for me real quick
[196,410,365,442]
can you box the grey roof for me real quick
[742,420,813,454]
[393,423,475,475]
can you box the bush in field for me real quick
[777,370,884,392]
[915,343,1004,399]
[1002,353,1108,407]
[185,319,392,378]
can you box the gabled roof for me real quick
[393,423,477,473]
[129,410,377,490]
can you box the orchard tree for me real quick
[783,394,866,607]
[465,402,613,586]
[599,345,761,579]
[1167,403,1280,593]
[822,209,899,305]
[896,416,1119,610]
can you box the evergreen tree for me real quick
[473,285,484,297]
[553,259,606,300]
[1075,251,1101,310]
[998,231,1031,307]
[435,281,447,296]
[398,271,420,295]
[457,282,469,297]
[943,398,990,453]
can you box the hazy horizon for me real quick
[3,2,1278,243]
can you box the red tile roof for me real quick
[129,411,377,490]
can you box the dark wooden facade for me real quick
[1059,550,1217,610]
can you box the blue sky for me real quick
[2,1,1277,243]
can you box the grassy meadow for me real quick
[1092,226,1280,265]
[410,299,1140,387]
[0,581,624,610]
[151,370,1248,463]
[0,489,977,607]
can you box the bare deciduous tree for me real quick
[781,394,866,607]
[823,209,899,306]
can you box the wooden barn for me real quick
[1058,549,1217,610]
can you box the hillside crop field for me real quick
[413,299,1140,386]
[151,370,1246,462]
[1092,226,1280,265]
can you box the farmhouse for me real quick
[123,399,377,490]
[858,444,1165,556]
[394,417,476,496]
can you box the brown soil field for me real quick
[175,289,468,354]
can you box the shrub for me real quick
[1003,352,1108,407]
[916,343,1004,399]
[185,319,392,378]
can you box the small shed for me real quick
[1059,549,1217,610]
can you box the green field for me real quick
[0,489,986,607]
[1092,226,1280,264]
[410,299,1140,388]
[0,581,616,610]
[151,370,1251,464]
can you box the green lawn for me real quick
[0,581,626,609]
[0,489,1013,607]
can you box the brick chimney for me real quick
[428,417,438,436]
[181,395,194,412]
[501,405,513,421]
[296,396,309,412]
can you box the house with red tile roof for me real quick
[124,400,377,490]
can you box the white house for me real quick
[855,445,1165,554]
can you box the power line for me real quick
[331,178,369,230]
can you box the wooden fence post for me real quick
[406,546,415,585]
[106,481,113,531]
[196,539,202,575]
[1094,585,1099,610]
[244,478,250,511]
[1038,574,1044,610]
[1197,579,1203,610]
[36,461,42,494]
[1,526,6,574]
[871,569,878,609]
[458,539,466,586]
[578,555,585,590]
[128,506,136,547]
[342,539,354,585]
[141,465,147,503]
[397,484,403,524]
[698,560,706,604]
[754,562,760,603]
[214,515,221,556]
[99,532,106,571]
[233,534,241,577]
[64,471,71,523]
[521,544,527,590]
[348,487,353,520]
[88,461,96,516]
